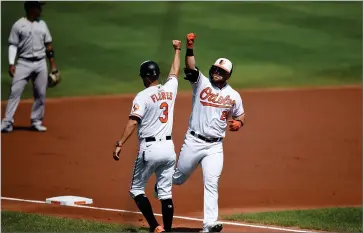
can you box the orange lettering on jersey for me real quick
[208,93,218,102]
[217,96,224,104]
[199,87,235,108]
[151,94,157,103]
[150,92,173,103]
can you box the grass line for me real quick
[223,207,363,232]
[1,210,148,232]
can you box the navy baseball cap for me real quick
[24,1,46,10]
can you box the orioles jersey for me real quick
[129,75,178,140]
[188,72,244,138]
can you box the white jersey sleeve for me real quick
[163,75,178,93]
[43,21,52,43]
[129,94,147,120]
[231,93,244,117]
[8,22,19,46]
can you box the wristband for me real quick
[175,48,181,50]
[186,48,194,56]
[46,49,54,59]
[115,141,122,147]
[236,119,244,127]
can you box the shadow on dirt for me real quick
[172,227,202,232]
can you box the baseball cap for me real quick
[213,58,233,73]
[24,1,46,10]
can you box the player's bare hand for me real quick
[113,148,121,161]
[172,40,181,50]
[113,149,121,161]
[113,141,122,161]
[8,65,15,78]
[186,33,196,49]
[228,120,242,131]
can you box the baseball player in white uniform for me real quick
[113,40,182,233]
[172,33,246,232]
[1,1,58,133]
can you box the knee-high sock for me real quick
[134,194,159,231]
[161,199,174,232]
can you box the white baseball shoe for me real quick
[31,124,47,132]
[203,223,223,232]
[1,122,13,133]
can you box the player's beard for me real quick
[211,74,226,85]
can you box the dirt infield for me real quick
[1,86,362,232]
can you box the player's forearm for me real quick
[45,43,57,69]
[119,120,137,145]
[169,49,181,77]
[8,44,17,65]
[185,48,196,70]
[48,57,56,69]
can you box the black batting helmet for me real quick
[139,60,160,79]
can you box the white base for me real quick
[45,196,93,206]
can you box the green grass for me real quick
[223,207,363,232]
[1,210,147,232]
[2,209,362,233]
[1,2,362,99]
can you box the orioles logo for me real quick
[133,104,139,112]
[219,59,225,65]
[199,87,235,108]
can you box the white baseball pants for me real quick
[130,138,176,200]
[173,132,224,229]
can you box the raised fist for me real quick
[186,33,196,49]
[172,40,181,50]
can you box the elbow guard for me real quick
[46,49,54,58]
[183,66,199,82]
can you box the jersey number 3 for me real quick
[159,102,169,123]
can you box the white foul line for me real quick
[1,196,316,233]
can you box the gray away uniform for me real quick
[2,17,52,128]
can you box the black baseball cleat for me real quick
[210,223,223,232]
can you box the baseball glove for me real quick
[48,69,61,88]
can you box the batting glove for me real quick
[228,120,243,131]
[186,33,196,49]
